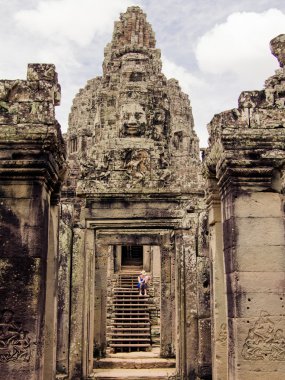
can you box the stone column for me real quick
[175,228,201,379]
[69,225,86,379]
[94,241,108,357]
[0,64,65,380]
[44,203,60,379]
[114,245,122,272]
[143,245,151,272]
[82,228,95,378]
[207,180,228,380]
[152,246,161,277]
[160,233,175,358]
[57,203,73,376]
[222,177,285,380]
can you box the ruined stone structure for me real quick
[204,34,285,380]
[60,6,210,380]
[0,64,65,379]
[0,6,284,380]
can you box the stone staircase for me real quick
[92,271,176,379]
[92,348,176,379]
[109,271,151,352]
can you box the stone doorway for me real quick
[89,228,177,378]
[107,245,161,354]
[93,241,177,377]
[121,245,143,268]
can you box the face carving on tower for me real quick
[120,103,147,137]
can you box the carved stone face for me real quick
[120,103,146,136]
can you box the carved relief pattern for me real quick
[124,149,150,186]
[242,311,285,361]
[0,310,32,363]
[217,323,227,344]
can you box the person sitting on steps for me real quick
[137,270,151,296]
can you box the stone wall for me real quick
[204,34,285,380]
[0,64,65,380]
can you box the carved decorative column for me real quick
[93,241,108,357]
[160,233,175,358]
[205,35,285,380]
[57,203,73,376]
[206,178,228,380]
[82,228,96,377]
[69,225,85,378]
[0,64,65,380]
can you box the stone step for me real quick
[114,316,149,321]
[113,304,149,306]
[113,290,142,293]
[113,313,149,316]
[110,338,150,342]
[113,297,149,300]
[94,358,176,369]
[109,334,150,337]
[113,303,149,307]
[110,344,150,348]
[114,291,149,300]
[109,331,150,335]
[109,273,152,352]
[112,327,149,331]
[111,322,150,325]
[91,368,176,379]
[113,311,149,314]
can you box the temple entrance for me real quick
[93,231,177,378]
[121,245,143,267]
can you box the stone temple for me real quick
[0,6,284,380]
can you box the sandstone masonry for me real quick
[0,6,284,380]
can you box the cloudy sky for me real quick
[1,0,285,146]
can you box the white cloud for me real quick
[161,8,285,147]
[1,2,284,146]
[195,8,285,84]
[8,0,142,133]
[15,0,137,46]
[162,57,210,146]
[162,56,206,91]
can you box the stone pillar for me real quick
[204,34,285,380]
[69,226,85,379]
[94,242,108,357]
[160,234,175,358]
[152,246,161,277]
[114,245,122,272]
[0,64,65,380]
[223,183,285,380]
[175,228,201,379]
[57,203,73,376]
[207,181,228,380]
[44,203,60,379]
[143,245,151,272]
[82,228,95,378]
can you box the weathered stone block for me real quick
[27,63,57,82]
[236,217,284,247]
[234,192,283,218]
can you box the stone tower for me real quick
[59,6,209,380]
[66,6,200,196]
